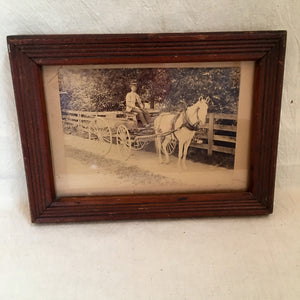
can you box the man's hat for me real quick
[129,80,137,86]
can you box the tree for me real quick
[58,67,240,114]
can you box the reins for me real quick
[181,107,201,131]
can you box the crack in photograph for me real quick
[43,62,253,196]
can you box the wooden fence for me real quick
[61,109,237,156]
[61,109,118,129]
[192,113,237,155]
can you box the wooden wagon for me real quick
[62,109,177,160]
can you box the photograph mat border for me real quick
[43,61,254,196]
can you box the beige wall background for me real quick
[0,1,299,299]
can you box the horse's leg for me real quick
[161,135,171,164]
[177,141,183,169]
[155,135,163,164]
[182,140,191,170]
[154,116,163,164]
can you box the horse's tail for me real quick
[154,135,159,154]
[154,115,164,154]
[153,115,159,133]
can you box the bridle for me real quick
[181,106,202,131]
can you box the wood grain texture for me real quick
[7,31,286,223]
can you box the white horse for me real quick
[154,96,209,169]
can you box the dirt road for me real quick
[56,135,238,196]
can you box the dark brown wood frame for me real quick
[7,31,286,223]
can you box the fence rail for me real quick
[191,113,237,155]
[62,109,105,128]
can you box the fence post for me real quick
[207,113,214,156]
[88,122,91,140]
[78,112,81,128]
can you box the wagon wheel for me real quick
[132,139,148,151]
[165,136,177,155]
[89,117,112,155]
[116,124,131,160]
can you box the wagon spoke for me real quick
[165,137,177,155]
[89,117,112,155]
[116,125,131,160]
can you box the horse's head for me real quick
[195,96,209,125]
[185,96,209,129]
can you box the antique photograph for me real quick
[43,62,253,196]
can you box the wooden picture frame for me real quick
[7,31,286,223]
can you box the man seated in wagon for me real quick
[125,80,151,127]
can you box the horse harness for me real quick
[173,107,201,132]
[156,107,202,139]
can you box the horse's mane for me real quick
[187,99,207,113]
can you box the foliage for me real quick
[58,67,240,114]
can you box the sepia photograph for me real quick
[43,62,254,197]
